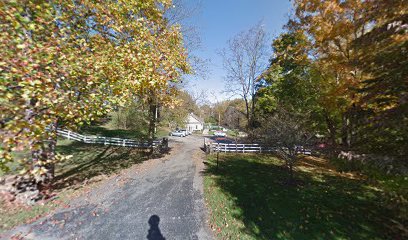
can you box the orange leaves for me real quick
[293,0,372,112]
[1,0,190,173]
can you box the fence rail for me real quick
[56,128,163,149]
[205,141,311,155]
[207,142,277,153]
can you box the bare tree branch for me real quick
[165,0,210,81]
[219,22,269,128]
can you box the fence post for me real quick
[225,144,227,153]
[67,131,71,140]
[243,144,245,153]
[162,137,168,150]
[236,143,238,153]
[163,138,169,149]
[123,139,126,147]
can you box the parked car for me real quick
[214,131,226,137]
[170,131,185,137]
[179,129,190,136]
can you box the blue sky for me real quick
[186,0,293,101]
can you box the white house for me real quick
[186,113,204,132]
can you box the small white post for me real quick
[243,144,245,153]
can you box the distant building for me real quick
[186,113,204,132]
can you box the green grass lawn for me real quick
[0,124,159,177]
[204,154,407,240]
[226,130,239,137]
[0,125,157,232]
[53,138,150,190]
[81,124,169,139]
[0,190,74,232]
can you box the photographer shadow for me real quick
[147,215,165,240]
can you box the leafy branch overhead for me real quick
[257,0,407,157]
[0,0,190,179]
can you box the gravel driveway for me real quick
[3,136,212,240]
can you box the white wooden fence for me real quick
[205,141,312,155]
[56,128,163,148]
[207,143,277,153]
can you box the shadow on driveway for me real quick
[147,215,166,240]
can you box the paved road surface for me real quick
[3,136,211,240]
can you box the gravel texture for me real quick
[2,136,212,240]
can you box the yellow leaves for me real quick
[32,80,42,86]
[19,168,28,175]
[5,92,14,100]
[55,153,73,162]
[32,166,48,175]
[1,0,190,173]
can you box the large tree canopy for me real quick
[0,0,190,180]
[256,0,407,156]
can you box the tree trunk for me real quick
[124,111,128,130]
[243,96,250,128]
[45,120,58,180]
[341,113,350,149]
[348,105,357,148]
[249,95,256,129]
[147,95,157,152]
[289,163,294,183]
[34,121,58,192]
[324,111,337,148]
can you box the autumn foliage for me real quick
[0,1,189,182]
[258,0,407,157]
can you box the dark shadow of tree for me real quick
[203,154,394,240]
[53,141,170,191]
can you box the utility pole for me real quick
[218,111,221,128]
[211,92,222,129]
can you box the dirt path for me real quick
[2,136,212,240]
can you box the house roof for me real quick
[188,113,204,124]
